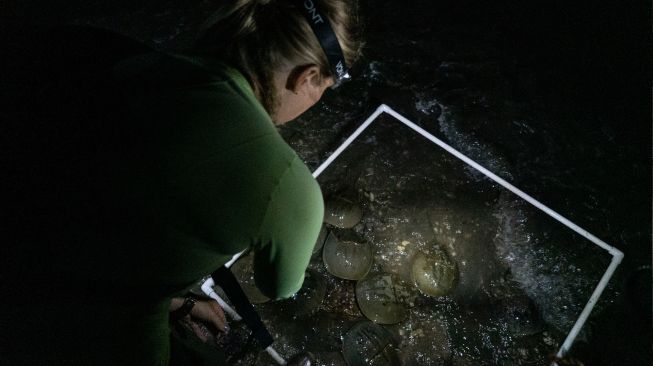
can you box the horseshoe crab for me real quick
[323,232,373,280]
[342,321,401,366]
[410,249,458,297]
[324,196,363,228]
[355,273,416,325]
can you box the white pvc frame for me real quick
[311,104,624,361]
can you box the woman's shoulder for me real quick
[114,52,254,100]
[117,52,268,130]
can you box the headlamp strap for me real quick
[296,0,350,82]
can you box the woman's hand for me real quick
[189,298,227,333]
[170,296,227,339]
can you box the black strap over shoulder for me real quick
[212,266,274,349]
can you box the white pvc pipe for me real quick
[266,346,287,365]
[200,262,287,365]
[555,252,623,358]
[312,105,387,178]
[200,278,242,321]
[225,251,246,268]
[197,252,244,320]
[313,104,624,360]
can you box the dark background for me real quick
[2,0,651,364]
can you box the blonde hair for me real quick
[194,0,362,114]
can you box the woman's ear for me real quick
[286,64,323,101]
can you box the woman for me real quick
[1,0,361,364]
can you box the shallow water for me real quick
[12,0,650,364]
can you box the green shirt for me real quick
[2,26,324,365]
[110,53,324,299]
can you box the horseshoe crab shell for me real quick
[342,321,401,366]
[355,273,416,325]
[322,232,373,280]
[410,250,458,297]
[324,196,363,229]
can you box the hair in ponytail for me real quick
[194,0,362,115]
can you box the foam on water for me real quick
[492,194,589,333]
[436,102,514,182]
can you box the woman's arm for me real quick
[253,157,325,299]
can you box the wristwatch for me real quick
[170,295,197,321]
